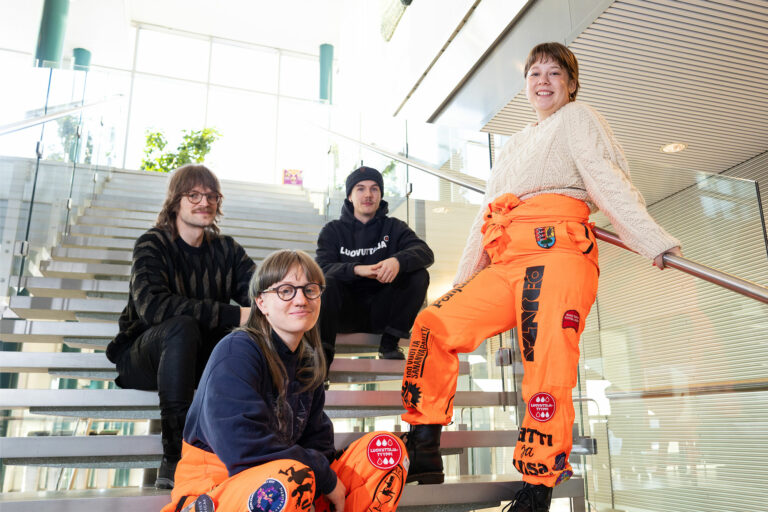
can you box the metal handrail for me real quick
[322,127,768,305]
[0,95,124,137]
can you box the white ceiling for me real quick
[482,0,768,205]
[0,0,348,68]
[126,0,345,55]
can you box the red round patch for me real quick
[367,433,402,470]
[528,392,556,422]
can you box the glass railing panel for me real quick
[579,172,768,512]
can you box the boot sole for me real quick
[406,472,445,485]
[155,477,175,489]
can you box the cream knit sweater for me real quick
[454,101,680,285]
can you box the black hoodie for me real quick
[315,199,434,282]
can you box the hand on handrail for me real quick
[653,246,682,270]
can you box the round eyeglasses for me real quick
[183,192,222,205]
[261,283,324,301]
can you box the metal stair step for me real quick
[66,226,318,249]
[62,226,317,252]
[82,205,326,227]
[78,212,325,232]
[59,237,310,260]
[40,261,132,279]
[89,198,321,220]
[0,430,531,468]
[0,389,517,419]
[21,277,129,298]
[0,321,402,351]
[0,352,469,384]
[0,320,117,346]
[8,296,125,321]
[0,477,585,511]
[93,190,317,210]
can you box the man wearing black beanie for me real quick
[316,166,434,365]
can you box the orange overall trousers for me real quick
[161,431,408,512]
[401,193,599,487]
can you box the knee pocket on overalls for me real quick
[242,462,316,512]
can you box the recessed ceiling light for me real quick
[660,142,687,153]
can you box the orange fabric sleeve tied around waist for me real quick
[481,193,522,253]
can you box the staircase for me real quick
[0,168,590,511]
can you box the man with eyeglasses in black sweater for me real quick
[106,164,255,490]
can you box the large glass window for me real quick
[205,86,277,183]
[124,75,207,170]
[279,53,319,100]
[135,29,210,82]
[209,42,279,93]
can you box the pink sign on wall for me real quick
[283,169,303,185]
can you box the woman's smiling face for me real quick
[525,58,577,122]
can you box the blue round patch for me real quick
[248,478,287,512]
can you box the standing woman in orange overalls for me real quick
[163,250,408,512]
[400,42,682,512]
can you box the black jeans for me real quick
[114,316,230,418]
[319,268,429,367]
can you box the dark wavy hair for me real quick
[240,250,327,437]
[155,164,223,239]
[524,42,580,101]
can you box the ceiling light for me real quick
[660,142,687,153]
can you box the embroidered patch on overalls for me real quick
[534,226,556,248]
[248,479,287,512]
[562,310,580,330]
[528,392,556,422]
[555,469,574,486]
[554,452,567,471]
[367,433,403,470]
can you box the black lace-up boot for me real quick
[403,424,444,484]
[502,482,553,512]
[156,414,185,489]
[378,333,405,360]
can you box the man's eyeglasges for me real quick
[261,283,324,301]
[183,192,223,205]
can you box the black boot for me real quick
[403,424,444,484]
[156,414,185,489]
[379,333,405,360]
[503,482,553,512]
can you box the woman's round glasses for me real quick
[261,283,324,301]
[184,192,222,205]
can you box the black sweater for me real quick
[315,199,434,282]
[106,228,255,363]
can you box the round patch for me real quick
[367,433,403,470]
[248,478,287,512]
[528,392,556,422]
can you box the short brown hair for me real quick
[524,42,580,101]
[155,164,223,239]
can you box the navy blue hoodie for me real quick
[315,199,434,281]
[183,330,337,496]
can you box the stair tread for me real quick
[0,388,513,409]
[0,352,469,380]
[0,475,585,510]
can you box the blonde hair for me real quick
[240,250,326,436]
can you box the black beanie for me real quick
[345,166,384,198]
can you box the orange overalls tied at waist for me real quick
[162,431,408,512]
[402,193,599,487]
